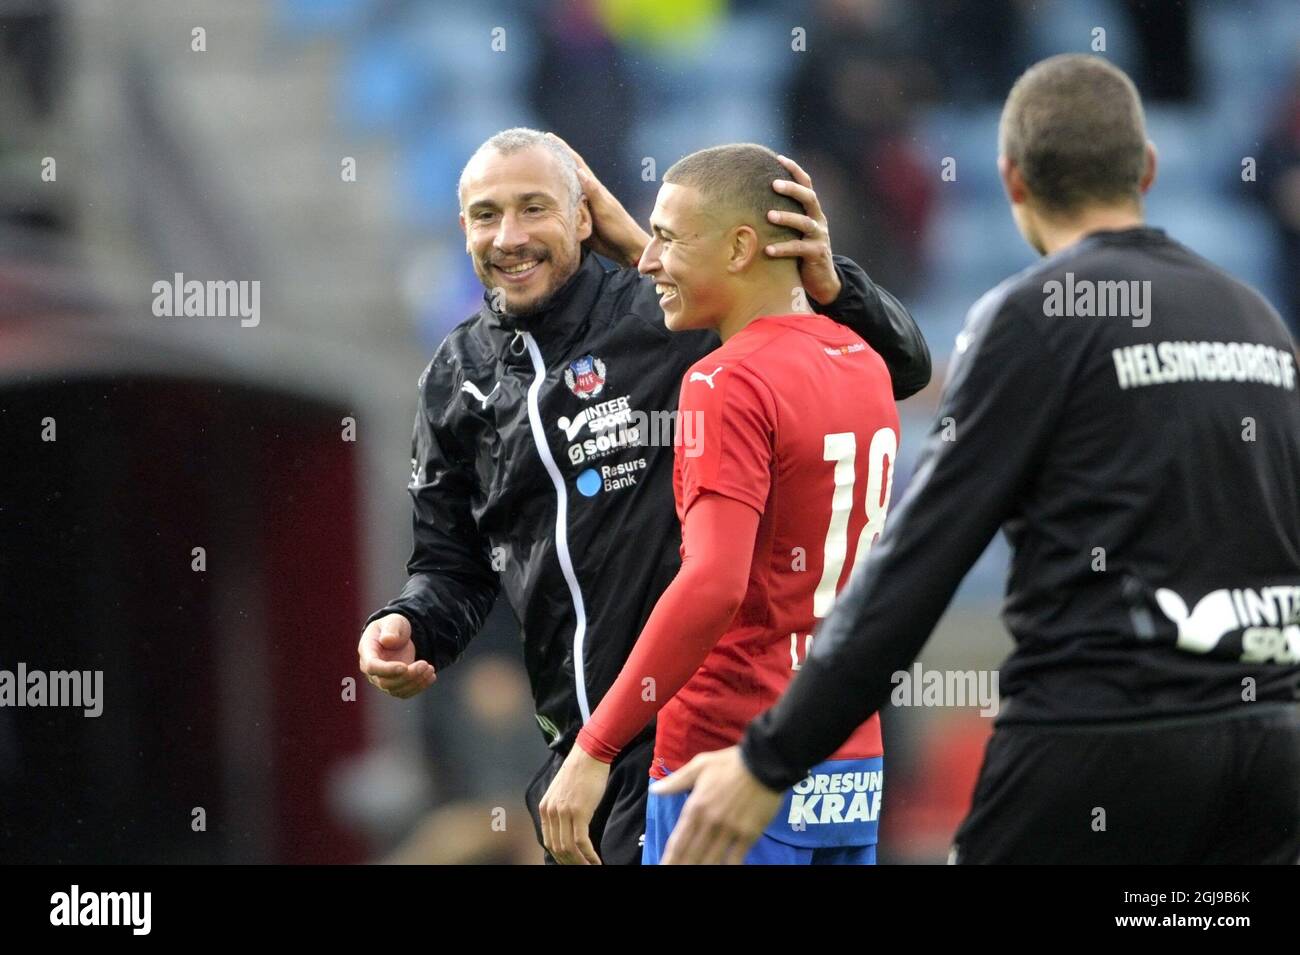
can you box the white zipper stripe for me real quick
[521,331,592,724]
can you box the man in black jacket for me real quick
[356,128,931,863]
[656,55,1300,865]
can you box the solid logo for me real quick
[565,354,607,399]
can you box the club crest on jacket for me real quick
[565,354,607,399]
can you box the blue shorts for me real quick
[643,756,883,865]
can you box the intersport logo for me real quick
[1155,584,1300,664]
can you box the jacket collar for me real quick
[480,251,606,354]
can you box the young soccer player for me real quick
[539,144,901,864]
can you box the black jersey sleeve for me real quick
[364,358,500,670]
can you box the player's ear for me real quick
[998,155,1028,206]
[729,225,760,273]
[458,211,470,251]
[1139,141,1158,195]
[575,195,593,243]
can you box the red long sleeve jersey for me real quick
[651,313,900,776]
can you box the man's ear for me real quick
[729,225,761,272]
[1139,141,1158,195]
[575,195,593,243]
[998,155,1028,206]
[459,212,470,252]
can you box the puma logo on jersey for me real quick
[690,366,723,389]
[461,379,500,408]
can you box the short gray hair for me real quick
[458,127,583,212]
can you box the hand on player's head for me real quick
[763,155,840,305]
[357,613,436,699]
[544,132,650,269]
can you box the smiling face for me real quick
[459,145,592,318]
[637,182,734,332]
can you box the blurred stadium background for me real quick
[1,0,1297,864]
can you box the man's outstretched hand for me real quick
[358,613,436,699]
